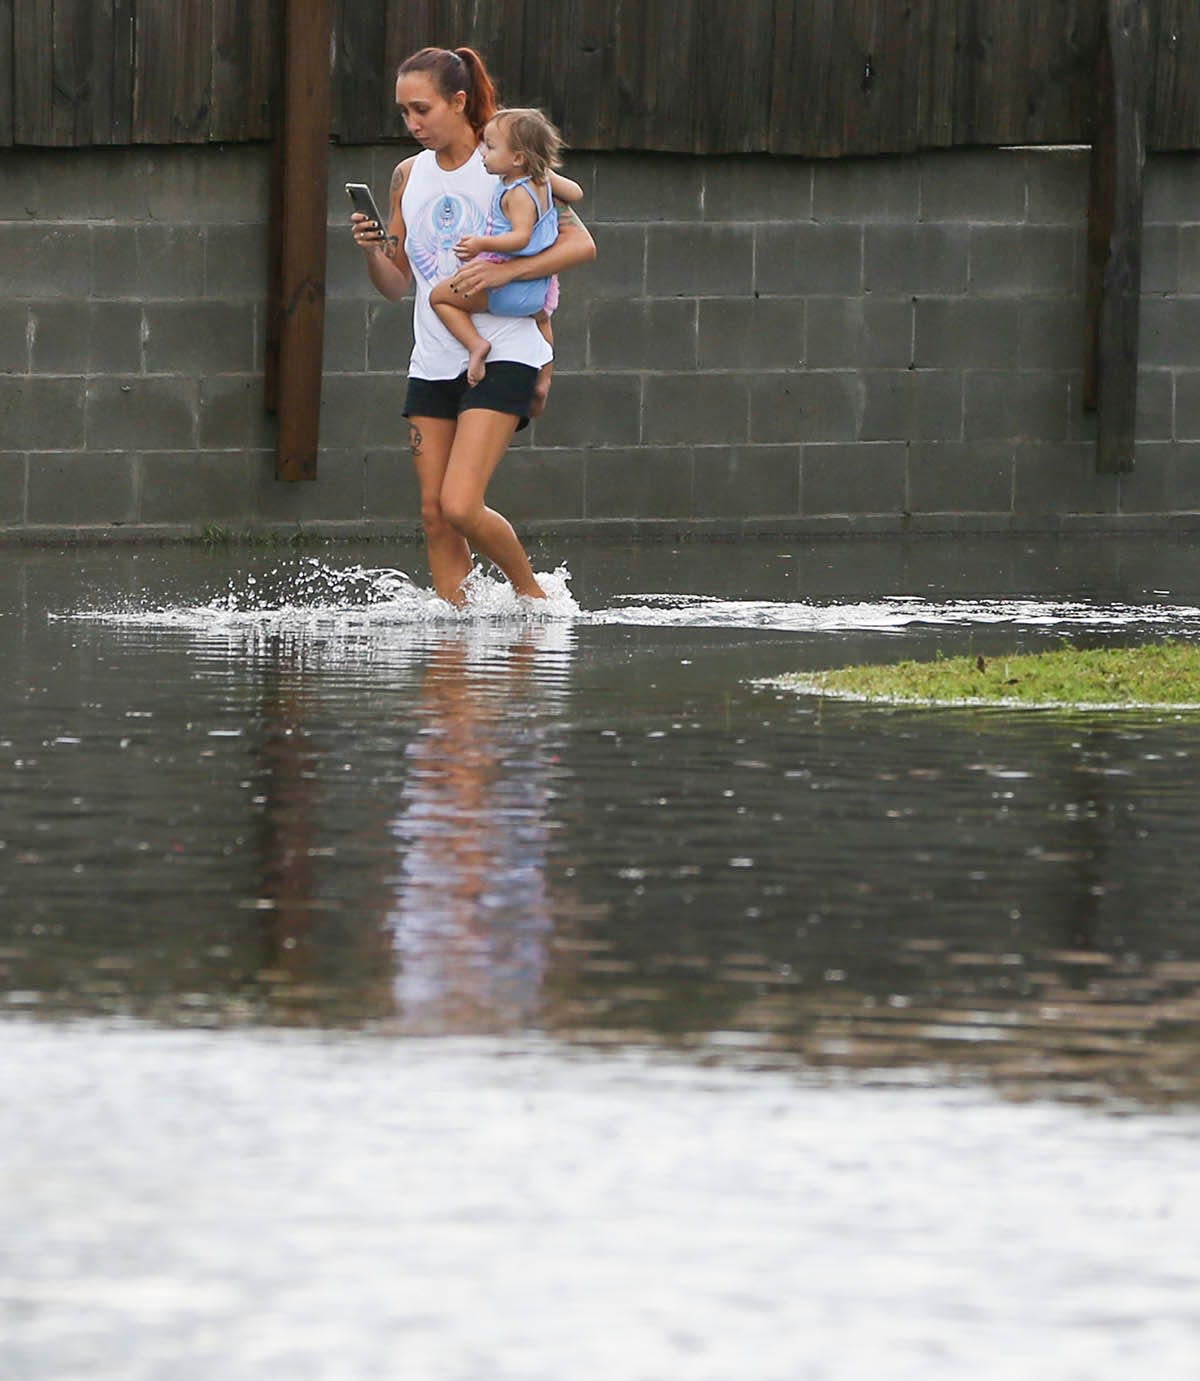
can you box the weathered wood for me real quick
[0,0,14,146]
[13,0,53,144]
[275,0,333,482]
[212,0,277,141]
[1088,0,1150,475]
[1150,0,1200,152]
[133,0,212,142]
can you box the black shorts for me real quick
[403,362,539,432]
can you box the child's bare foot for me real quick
[467,340,491,387]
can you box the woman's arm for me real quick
[449,202,596,296]
[354,158,415,301]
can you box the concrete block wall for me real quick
[2,141,1200,538]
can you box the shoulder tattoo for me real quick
[556,202,582,230]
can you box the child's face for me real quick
[481,119,521,178]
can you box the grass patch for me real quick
[775,641,1200,708]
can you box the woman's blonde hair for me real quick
[489,107,564,182]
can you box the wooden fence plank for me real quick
[133,0,212,142]
[690,0,773,153]
[212,0,277,141]
[13,0,53,144]
[335,0,389,143]
[1150,0,1200,151]
[0,0,14,146]
[104,0,136,145]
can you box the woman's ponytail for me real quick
[453,46,499,140]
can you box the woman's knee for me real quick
[439,490,483,535]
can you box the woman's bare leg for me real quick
[408,416,472,605]
[439,408,546,599]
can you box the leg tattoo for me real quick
[409,424,423,458]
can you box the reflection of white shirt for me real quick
[401,148,553,380]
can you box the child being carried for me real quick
[431,107,584,386]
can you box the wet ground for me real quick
[4,534,1200,1376]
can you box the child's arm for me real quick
[455,185,538,260]
[549,170,585,204]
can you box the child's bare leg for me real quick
[531,311,554,418]
[430,280,492,385]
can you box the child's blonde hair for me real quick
[490,107,564,183]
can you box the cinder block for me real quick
[26,453,138,524]
[591,298,696,370]
[86,376,197,450]
[585,447,692,518]
[366,301,414,371]
[1144,154,1200,226]
[205,225,269,298]
[1141,299,1200,368]
[89,226,140,299]
[1125,444,1200,512]
[969,226,1078,295]
[863,225,968,294]
[919,150,1026,223]
[1019,300,1087,370]
[0,149,97,221]
[642,374,747,445]
[1174,372,1200,440]
[908,442,1014,513]
[87,150,158,221]
[195,146,270,225]
[198,375,277,449]
[1013,442,1119,514]
[806,298,912,368]
[482,449,586,522]
[646,224,753,296]
[0,376,85,450]
[135,226,206,298]
[364,448,421,521]
[318,373,408,448]
[31,303,142,375]
[964,372,1071,442]
[814,156,920,223]
[0,305,28,374]
[325,229,385,300]
[0,225,92,299]
[592,153,703,223]
[914,299,1021,369]
[258,450,365,521]
[693,445,799,517]
[0,453,25,521]
[801,442,906,515]
[860,370,962,442]
[757,224,862,295]
[543,294,587,371]
[143,303,255,373]
[1024,149,1088,225]
[1179,226,1200,292]
[139,452,261,523]
[703,156,812,222]
[323,301,369,373]
[586,224,646,298]
[1135,369,1173,442]
[749,372,859,444]
[1141,226,1179,295]
[697,298,802,370]
[531,372,641,448]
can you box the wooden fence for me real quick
[2,0,1198,155]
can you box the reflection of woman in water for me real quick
[386,628,570,1032]
[352,46,596,606]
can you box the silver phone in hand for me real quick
[345,183,394,243]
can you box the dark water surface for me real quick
[4,534,1200,1106]
[6,535,1200,1378]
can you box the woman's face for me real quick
[395,72,468,150]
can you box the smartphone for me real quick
[345,183,394,242]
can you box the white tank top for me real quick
[401,147,553,380]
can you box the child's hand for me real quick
[454,235,486,260]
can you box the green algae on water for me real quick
[772,641,1200,708]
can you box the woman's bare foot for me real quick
[467,340,491,387]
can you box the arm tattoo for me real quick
[409,424,423,457]
[555,202,583,231]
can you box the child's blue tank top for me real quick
[488,177,559,256]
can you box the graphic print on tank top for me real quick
[407,193,487,283]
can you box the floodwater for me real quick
[4,535,1200,1378]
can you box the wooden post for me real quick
[271,0,332,482]
[1085,0,1150,475]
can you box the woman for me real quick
[353,46,596,605]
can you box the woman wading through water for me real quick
[352,46,596,605]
